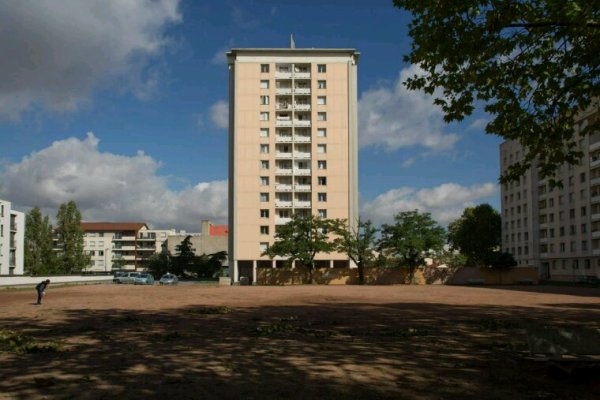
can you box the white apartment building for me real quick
[500,104,600,281]
[227,46,359,283]
[0,199,25,276]
[81,222,175,272]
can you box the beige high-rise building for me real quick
[500,103,600,281]
[227,46,359,283]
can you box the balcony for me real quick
[275,120,293,127]
[592,230,600,239]
[113,236,136,241]
[591,195,600,204]
[275,201,293,208]
[275,184,293,192]
[592,213,600,221]
[137,236,156,241]
[114,245,135,251]
[293,168,311,175]
[275,217,292,225]
[593,248,600,256]
[294,72,311,79]
[10,223,17,232]
[294,136,311,143]
[294,184,311,191]
[275,71,292,79]
[276,104,292,110]
[590,141,600,152]
[294,104,311,111]
[275,152,293,159]
[591,157,600,168]
[275,168,293,175]
[275,135,293,143]
[276,88,292,95]
[294,120,311,127]
[294,88,311,95]
[294,201,311,208]
[293,152,311,159]
[591,177,600,186]
[137,247,156,252]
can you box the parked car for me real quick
[133,272,155,285]
[113,272,140,284]
[159,273,178,285]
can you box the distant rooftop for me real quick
[228,48,360,59]
[81,222,148,232]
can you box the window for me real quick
[318,193,327,202]
[260,226,269,235]
[317,144,326,153]
[581,172,586,182]
[260,176,269,186]
[582,223,587,233]
[318,160,327,169]
[573,259,579,269]
[260,209,269,218]
[89,241,95,247]
[581,206,587,216]
[261,64,269,73]
[318,64,326,73]
[318,80,326,89]
[582,240,588,251]
[260,80,269,89]
[260,112,269,121]
[318,209,327,218]
[260,193,269,202]
[318,176,327,186]
[570,208,575,219]
[317,96,326,105]
[260,95,270,105]
[259,242,269,252]
[317,112,327,121]
[99,250,104,256]
[260,128,269,137]
[260,160,269,169]
[260,144,269,153]
[89,251,95,256]
[317,128,326,137]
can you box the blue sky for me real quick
[0,0,501,231]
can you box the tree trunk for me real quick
[358,262,364,285]
[309,262,315,284]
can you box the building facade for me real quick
[500,104,600,281]
[81,222,175,272]
[163,220,228,262]
[227,47,359,283]
[0,199,24,276]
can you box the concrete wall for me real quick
[447,266,539,285]
[0,275,114,288]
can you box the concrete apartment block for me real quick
[0,199,24,276]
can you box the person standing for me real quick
[35,279,50,305]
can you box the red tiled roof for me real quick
[209,225,229,236]
[81,222,148,232]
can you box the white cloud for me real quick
[468,117,489,131]
[211,42,233,65]
[358,64,459,152]
[361,182,498,226]
[0,133,227,232]
[0,0,181,120]
[210,100,229,129]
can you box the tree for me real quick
[193,251,228,279]
[263,214,337,284]
[394,0,599,183]
[172,236,196,276]
[24,207,57,275]
[447,204,501,266]
[143,252,173,278]
[379,210,446,284]
[55,201,89,273]
[332,218,378,285]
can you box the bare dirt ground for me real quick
[0,284,599,400]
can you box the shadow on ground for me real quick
[1,300,599,399]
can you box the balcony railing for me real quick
[294,104,311,111]
[275,168,293,175]
[294,201,311,208]
[276,88,292,95]
[591,157,600,168]
[275,71,292,79]
[294,152,311,159]
[275,135,293,143]
[276,120,293,127]
[593,248,600,256]
[275,152,293,159]
[275,184,293,192]
[276,104,291,110]
[293,168,311,175]
[294,72,311,79]
[294,88,311,95]
[294,136,311,143]
[275,217,292,225]
[591,177,600,186]
[590,141,600,152]
[294,120,311,127]
[592,213,600,221]
[592,230,600,239]
[294,184,311,191]
[275,201,293,208]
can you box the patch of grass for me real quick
[186,306,233,315]
[0,329,63,354]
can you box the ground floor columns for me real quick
[272,259,276,268]
[330,260,334,268]
[233,260,239,283]
[252,260,257,284]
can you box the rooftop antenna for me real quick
[290,33,295,49]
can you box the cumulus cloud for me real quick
[358,64,460,152]
[210,100,229,129]
[362,182,498,226]
[0,0,181,120]
[211,42,233,65]
[0,133,227,232]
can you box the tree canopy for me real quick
[379,210,446,283]
[263,214,337,284]
[394,0,600,183]
[447,204,501,266]
[24,207,57,275]
[55,201,89,273]
[332,218,378,285]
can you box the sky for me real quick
[0,0,502,232]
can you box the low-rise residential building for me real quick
[81,222,175,272]
[0,199,25,276]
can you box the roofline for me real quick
[227,48,360,59]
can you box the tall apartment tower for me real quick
[0,199,25,276]
[227,47,360,283]
[500,103,600,281]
